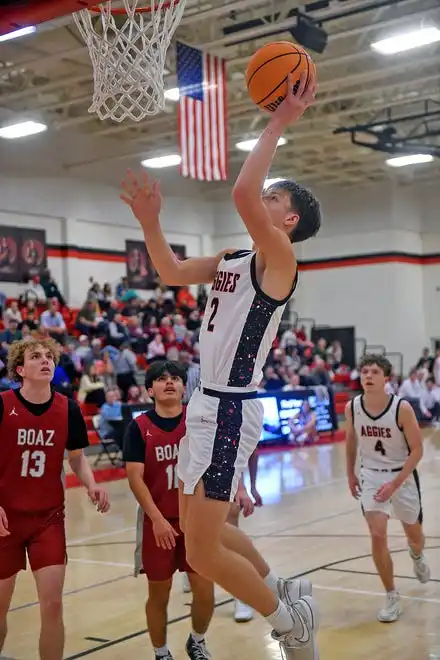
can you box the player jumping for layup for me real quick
[0,336,110,659]
[345,354,430,623]
[122,72,321,659]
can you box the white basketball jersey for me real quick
[199,250,297,391]
[352,395,409,469]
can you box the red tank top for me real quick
[0,390,69,513]
[136,409,186,520]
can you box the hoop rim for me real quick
[89,0,180,14]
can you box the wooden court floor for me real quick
[4,431,440,660]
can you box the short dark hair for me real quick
[266,179,321,243]
[145,360,187,389]
[358,354,392,377]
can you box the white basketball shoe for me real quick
[410,550,431,583]
[271,595,319,660]
[377,592,402,623]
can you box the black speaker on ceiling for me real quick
[290,15,328,54]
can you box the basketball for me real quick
[245,41,316,113]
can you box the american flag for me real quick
[176,41,228,181]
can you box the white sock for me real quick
[386,590,398,597]
[154,646,170,657]
[264,569,279,596]
[265,599,300,637]
[191,631,205,643]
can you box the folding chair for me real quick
[92,414,121,467]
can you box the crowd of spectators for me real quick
[385,347,440,425]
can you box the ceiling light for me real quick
[236,137,287,152]
[164,87,180,102]
[0,26,36,43]
[371,26,440,55]
[141,154,182,169]
[0,120,47,139]
[264,178,286,188]
[386,154,434,168]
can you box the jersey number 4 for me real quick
[165,464,179,490]
[207,297,219,332]
[374,440,386,456]
[21,450,46,478]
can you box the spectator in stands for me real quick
[311,358,332,387]
[21,274,46,304]
[176,285,197,314]
[399,368,423,400]
[76,299,106,337]
[20,324,32,341]
[3,300,22,328]
[97,282,114,312]
[416,347,433,372]
[98,389,124,449]
[1,319,22,356]
[108,312,129,347]
[262,365,283,391]
[78,363,106,407]
[115,276,130,300]
[126,385,149,405]
[40,298,67,345]
[39,268,65,307]
[147,333,166,362]
[186,309,201,332]
[419,377,440,424]
[114,342,137,401]
[327,341,343,368]
[282,372,303,391]
[279,326,297,351]
[126,315,146,353]
[72,335,91,369]
[173,314,188,345]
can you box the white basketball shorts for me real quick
[177,387,264,502]
[360,468,422,525]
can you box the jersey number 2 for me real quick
[374,440,386,456]
[21,450,46,478]
[207,297,219,332]
[165,464,178,490]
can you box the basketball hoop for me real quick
[73,0,185,122]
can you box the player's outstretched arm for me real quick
[121,170,233,284]
[345,402,360,499]
[232,72,316,263]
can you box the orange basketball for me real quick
[245,41,316,113]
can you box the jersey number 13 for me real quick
[21,450,46,478]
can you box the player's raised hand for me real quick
[88,486,110,513]
[272,71,316,128]
[153,517,179,550]
[0,506,10,536]
[348,474,361,499]
[120,170,162,225]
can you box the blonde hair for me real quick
[7,335,61,382]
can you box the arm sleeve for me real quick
[66,398,90,451]
[123,421,145,463]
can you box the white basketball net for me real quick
[73,0,186,122]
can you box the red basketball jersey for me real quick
[136,409,186,520]
[0,390,69,513]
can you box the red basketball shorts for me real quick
[0,507,67,579]
[141,517,192,582]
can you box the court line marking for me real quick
[313,583,440,604]
[69,558,134,568]
[323,566,440,583]
[67,526,135,547]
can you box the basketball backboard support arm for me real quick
[0,0,97,36]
